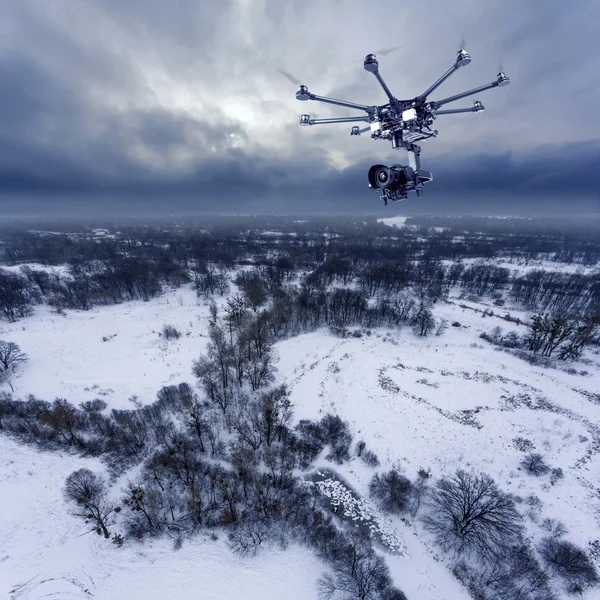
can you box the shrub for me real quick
[161,324,181,340]
[550,467,564,485]
[369,470,413,514]
[356,440,380,467]
[361,450,380,468]
[355,440,366,457]
[521,453,550,476]
[80,399,108,412]
[513,437,535,452]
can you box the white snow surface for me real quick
[0,286,213,407]
[377,216,407,228]
[1,281,599,599]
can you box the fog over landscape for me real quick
[0,0,599,215]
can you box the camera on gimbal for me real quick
[367,164,433,204]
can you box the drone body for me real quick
[296,49,509,204]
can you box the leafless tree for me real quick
[39,398,84,446]
[228,519,272,556]
[424,470,523,561]
[0,341,27,372]
[435,318,449,336]
[0,341,27,391]
[412,307,436,337]
[64,468,117,538]
[317,534,402,600]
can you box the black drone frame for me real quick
[296,48,509,203]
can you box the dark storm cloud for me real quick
[0,0,598,215]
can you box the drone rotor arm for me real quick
[296,86,373,113]
[363,54,397,107]
[419,49,472,100]
[433,101,485,115]
[431,73,509,109]
[301,115,371,126]
[420,64,460,100]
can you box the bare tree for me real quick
[0,341,27,372]
[228,519,272,556]
[39,398,84,446]
[412,307,436,337]
[64,468,117,538]
[0,341,27,391]
[317,534,402,600]
[435,318,449,336]
[424,470,523,561]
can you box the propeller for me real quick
[277,44,403,87]
[276,68,302,86]
[373,45,403,57]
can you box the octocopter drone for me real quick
[295,48,510,204]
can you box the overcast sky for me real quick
[0,0,599,215]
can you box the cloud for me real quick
[0,0,598,215]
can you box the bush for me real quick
[521,453,550,476]
[80,399,108,412]
[361,450,380,468]
[538,537,599,588]
[321,414,353,465]
[513,437,535,452]
[369,470,413,514]
[356,440,380,467]
[161,324,181,340]
[550,467,564,485]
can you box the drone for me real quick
[295,48,510,204]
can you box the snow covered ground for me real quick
[0,286,214,407]
[1,279,599,599]
[377,216,407,228]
